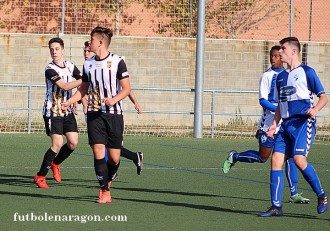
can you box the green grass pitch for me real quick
[0,134,329,230]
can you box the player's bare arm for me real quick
[55,78,82,91]
[61,82,89,111]
[128,91,142,114]
[266,106,281,138]
[103,78,131,106]
[306,93,328,118]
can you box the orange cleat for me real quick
[98,181,112,199]
[51,161,61,182]
[97,190,112,204]
[34,174,49,189]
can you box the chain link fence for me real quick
[0,0,329,42]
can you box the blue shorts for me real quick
[257,131,276,148]
[273,117,316,156]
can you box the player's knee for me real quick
[66,141,78,150]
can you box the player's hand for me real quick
[266,124,276,139]
[135,104,143,114]
[72,102,78,115]
[61,102,69,112]
[306,108,317,118]
[102,97,116,106]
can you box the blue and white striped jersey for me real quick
[274,63,325,119]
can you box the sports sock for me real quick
[94,158,109,191]
[301,163,325,197]
[233,150,264,163]
[285,158,298,196]
[121,147,138,162]
[270,170,284,208]
[108,160,120,181]
[37,148,57,176]
[53,143,74,165]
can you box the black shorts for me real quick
[87,112,124,149]
[43,113,78,136]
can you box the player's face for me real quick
[89,35,101,53]
[49,42,64,63]
[270,50,282,68]
[279,43,293,63]
[84,46,95,60]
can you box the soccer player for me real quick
[82,41,144,177]
[34,37,82,189]
[61,26,132,203]
[258,37,328,217]
[222,46,310,204]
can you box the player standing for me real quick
[82,41,144,177]
[34,37,82,188]
[62,26,131,203]
[259,37,328,217]
[222,46,310,204]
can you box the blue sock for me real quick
[104,149,109,162]
[270,170,284,208]
[285,158,298,196]
[301,163,325,197]
[233,150,264,163]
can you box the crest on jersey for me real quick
[260,134,268,144]
[107,61,112,69]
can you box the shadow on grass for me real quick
[116,197,329,221]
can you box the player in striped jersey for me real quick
[222,46,309,204]
[82,41,144,179]
[259,37,328,217]
[34,37,82,189]
[62,27,132,203]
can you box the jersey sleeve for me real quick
[45,68,61,83]
[72,65,82,80]
[117,59,129,80]
[258,73,270,100]
[306,67,325,96]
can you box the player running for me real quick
[34,37,82,188]
[222,46,310,204]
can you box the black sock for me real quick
[108,160,120,181]
[38,148,57,176]
[94,158,109,191]
[53,143,74,165]
[121,147,137,162]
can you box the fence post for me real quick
[28,84,32,134]
[61,0,66,34]
[211,91,215,138]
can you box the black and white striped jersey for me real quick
[82,52,129,115]
[42,60,81,117]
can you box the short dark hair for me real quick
[270,45,281,52]
[48,37,64,48]
[279,37,300,53]
[84,41,90,47]
[91,26,113,47]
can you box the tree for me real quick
[207,0,289,39]
[141,0,288,39]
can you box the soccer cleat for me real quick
[111,172,119,181]
[34,174,49,189]
[222,150,237,174]
[317,194,328,214]
[258,206,283,217]
[289,193,310,204]
[51,161,61,182]
[134,152,144,175]
[97,190,112,204]
[98,181,112,199]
